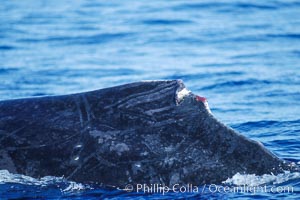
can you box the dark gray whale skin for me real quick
[0,80,296,187]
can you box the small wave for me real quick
[0,68,20,75]
[0,170,91,193]
[37,68,141,78]
[17,32,134,45]
[233,119,300,130]
[167,71,244,81]
[224,171,300,187]
[233,120,279,129]
[141,19,193,26]
[200,79,272,91]
[172,2,278,12]
[234,3,277,10]
[0,45,15,50]
[267,33,300,39]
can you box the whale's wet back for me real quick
[0,80,296,187]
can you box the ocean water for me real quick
[1,0,300,199]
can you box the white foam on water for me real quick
[62,181,87,193]
[223,171,300,186]
[0,170,90,192]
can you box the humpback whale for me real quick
[0,80,296,187]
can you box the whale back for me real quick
[0,80,293,186]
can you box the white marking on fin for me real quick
[177,88,191,102]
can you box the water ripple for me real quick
[200,79,273,91]
[17,32,135,45]
[141,19,193,26]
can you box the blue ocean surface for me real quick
[1,0,300,199]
